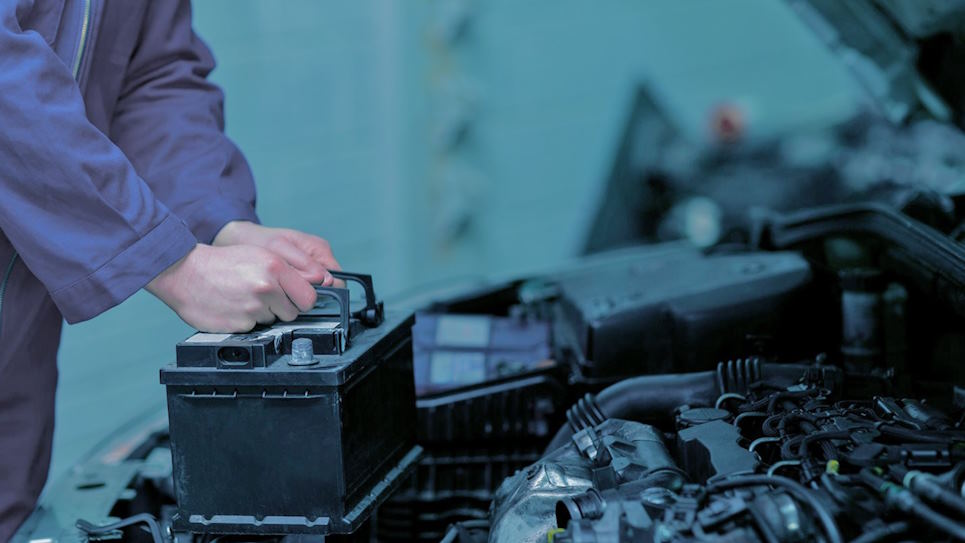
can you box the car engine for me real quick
[390,202,965,543]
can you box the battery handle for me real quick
[330,271,384,326]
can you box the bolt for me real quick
[288,338,317,366]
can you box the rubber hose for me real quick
[543,370,719,454]
[849,522,909,543]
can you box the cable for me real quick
[849,521,909,543]
[878,424,959,444]
[439,525,459,543]
[76,514,164,543]
[860,469,965,542]
[766,389,819,414]
[818,473,851,506]
[766,460,801,477]
[777,412,819,436]
[894,468,965,518]
[735,411,768,430]
[703,474,843,543]
[780,435,806,460]
[906,500,965,541]
[797,430,853,458]
[738,388,817,414]
[715,392,747,410]
[441,519,489,543]
[762,413,784,436]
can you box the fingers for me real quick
[268,299,299,322]
[323,255,342,272]
[253,304,277,326]
[268,238,330,284]
[251,255,311,325]
[256,276,304,325]
[285,231,341,272]
[265,274,301,322]
[277,263,318,313]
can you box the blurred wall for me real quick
[49,0,860,483]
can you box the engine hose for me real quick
[893,467,965,518]
[860,470,965,542]
[717,357,763,394]
[543,362,818,455]
[878,424,964,444]
[907,499,965,541]
[543,370,718,455]
[849,522,909,543]
[566,394,607,431]
[796,430,852,459]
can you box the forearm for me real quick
[0,1,196,322]
[109,0,258,244]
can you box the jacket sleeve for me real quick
[0,1,198,324]
[109,0,259,245]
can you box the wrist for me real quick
[213,220,260,247]
[147,243,203,309]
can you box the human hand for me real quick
[146,244,318,332]
[213,221,341,286]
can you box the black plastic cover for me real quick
[551,245,822,380]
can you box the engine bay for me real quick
[15,200,965,543]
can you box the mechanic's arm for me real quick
[0,1,314,331]
[109,0,341,285]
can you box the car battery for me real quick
[160,271,421,536]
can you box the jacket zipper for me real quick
[71,0,92,78]
[0,0,93,331]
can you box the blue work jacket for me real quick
[0,0,259,324]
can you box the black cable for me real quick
[791,416,842,465]
[762,413,784,436]
[746,502,783,543]
[891,467,965,518]
[76,514,164,543]
[766,389,819,414]
[908,500,965,541]
[776,411,818,435]
[877,424,957,444]
[860,469,965,542]
[781,434,806,460]
[703,474,843,543]
[849,521,909,543]
[797,430,853,458]
[819,473,851,506]
[738,388,816,414]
